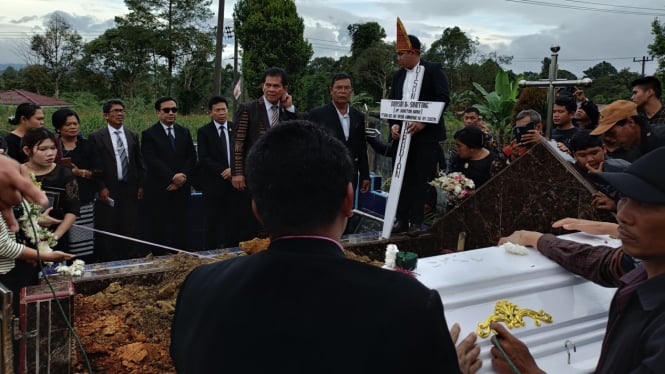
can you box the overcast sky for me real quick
[0,0,662,77]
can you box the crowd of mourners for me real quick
[2,16,665,371]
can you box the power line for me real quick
[560,0,665,11]
[505,0,665,16]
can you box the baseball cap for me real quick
[589,100,638,136]
[591,147,665,204]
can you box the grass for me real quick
[0,96,214,141]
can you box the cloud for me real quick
[11,16,39,24]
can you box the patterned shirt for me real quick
[647,104,665,126]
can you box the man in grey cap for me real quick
[492,146,665,373]
[590,99,665,161]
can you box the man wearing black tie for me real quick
[197,97,238,249]
[88,99,146,261]
[141,96,197,253]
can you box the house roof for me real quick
[0,89,74,107]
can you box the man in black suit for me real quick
[141,96,196,253]
[88,99,146,261]
[388,25,450,236]
[196,96,238,249]
[231,67,298,240]
[307,73,370,195]
[171,120,481,373]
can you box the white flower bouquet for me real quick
[14,173,58,255]
[429,171,475,206]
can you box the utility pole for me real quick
[633,56,654,77]
[225,25,240,114]
[213,0,226,96]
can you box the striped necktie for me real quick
[271,105,279,127]
[114,130,129,181]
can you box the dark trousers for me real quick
[396,142,437,226]
[94,183,146,262]
[145,188,188,255]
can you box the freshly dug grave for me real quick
[71,247,381,373]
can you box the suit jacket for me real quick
[141,122,196,199]
[306,103,370,181]
[233,97,298,177]
[388,59,450,142]
[88,126,144,197]
[196,121,235,197]
[171,237,461,373]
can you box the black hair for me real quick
[246,120,354,233]
[21,127,57,155]
[51,108,80,131]
[554,97,576,113]
[631,76,662,99]
[263,67,289,87]
[155,96,177,111]
[103,99,125,113]
[454,125,485,149]
[9,103,42,125]
[330,73,352,88]
[207,96,229,110]
[407,35,421,52]
[569,129,602,153]
[463,107,480,116]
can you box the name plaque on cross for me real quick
[379,99,445,239]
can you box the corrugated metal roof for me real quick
[0,89,74,107]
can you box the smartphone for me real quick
[60,157,73,167]
[514,122,536,143]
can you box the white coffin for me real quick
[415,233,621,373]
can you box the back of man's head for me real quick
[246,120,354,234]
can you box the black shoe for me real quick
[391,221,408,234]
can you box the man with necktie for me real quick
[232,67,298,241]
[196,96,240,249]
[141,96,196,253]
[88,99,146,261]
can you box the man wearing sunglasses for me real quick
[141,96,196,253]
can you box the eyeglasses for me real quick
[161,107,178,114]
[108,109,126,114]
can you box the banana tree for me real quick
[472,69,520,147]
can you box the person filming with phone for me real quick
[502,109,545,162]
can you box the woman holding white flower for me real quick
[449,126,506,188]
[20,128,80,253]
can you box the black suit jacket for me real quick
[388,59,450,142]
[88,126,144,197]
[171,237,461,373]
[233,97,298,177]
[196,121,235,197]
[306,103,370,181]
[141,122,196,199]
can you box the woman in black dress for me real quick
[52,109,98,261]
[4,103,45,163]
[449,126,506,188]
[20,128,80,254]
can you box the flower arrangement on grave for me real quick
[429,171,475,207]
